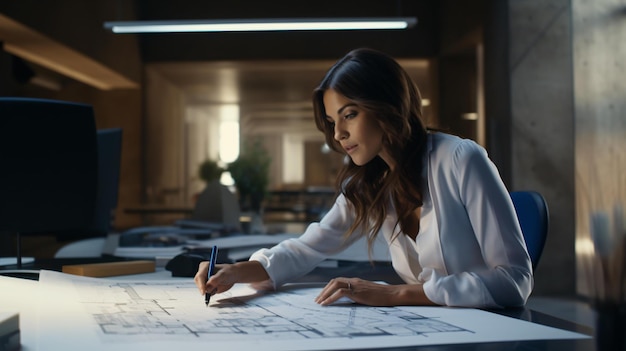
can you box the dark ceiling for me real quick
[0,0,443,134]
[132,0,440,62]
[125,0,441,131]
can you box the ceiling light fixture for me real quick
[103,17,417,33]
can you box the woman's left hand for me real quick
[314,277,434,306]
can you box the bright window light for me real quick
[219,120,240,163]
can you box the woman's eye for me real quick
[344,111,357,119]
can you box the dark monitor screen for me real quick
[0,97,98,234]
[54,128,123,240]
[91,128,123,236]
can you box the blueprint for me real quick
[35,270,589,350]
[73,281,467,340]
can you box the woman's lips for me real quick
[344,144,357,154]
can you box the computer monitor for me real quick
[0,97,98,266]
[91,128,123,236]
[56,127,123,240]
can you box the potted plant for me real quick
[227,139,271,213]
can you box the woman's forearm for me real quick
[316,278,437,306]
[394,283,437,306]
[233,260,270,282]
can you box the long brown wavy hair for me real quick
[313,48,429,251]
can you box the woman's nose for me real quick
[334,122,347,141]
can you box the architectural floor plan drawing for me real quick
[78,281,468,340]
[36,270,589,351]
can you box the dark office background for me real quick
[1,0,624,301]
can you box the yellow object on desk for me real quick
[62,260,155,277]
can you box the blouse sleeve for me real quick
[422,139,533,308]
[249,194,361,288]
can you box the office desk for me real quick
[124,204,194,215]
[1,260,594,351]
[294,263,595,350]
[265,188,336,222]
[124,204,194,225]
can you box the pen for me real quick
[205,245,218,306]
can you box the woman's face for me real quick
[323,89,393,168]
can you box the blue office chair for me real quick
[510,191,549,270]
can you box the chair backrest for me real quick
[191,180,241,230]
[510,191,549,270]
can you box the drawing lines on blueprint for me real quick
[71,280,472,342]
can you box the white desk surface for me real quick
[1,269,593,351]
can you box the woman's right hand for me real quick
[193,260,270,296]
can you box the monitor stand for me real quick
[0,232,34,268]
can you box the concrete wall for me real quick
[441,0,577,296]
[504,0,626,298]
[508,1,576,296]
[572,0,626,298]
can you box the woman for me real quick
[194,48,533,308]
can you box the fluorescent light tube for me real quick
[104,17,417,33]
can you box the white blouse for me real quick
[250,132,533,308]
